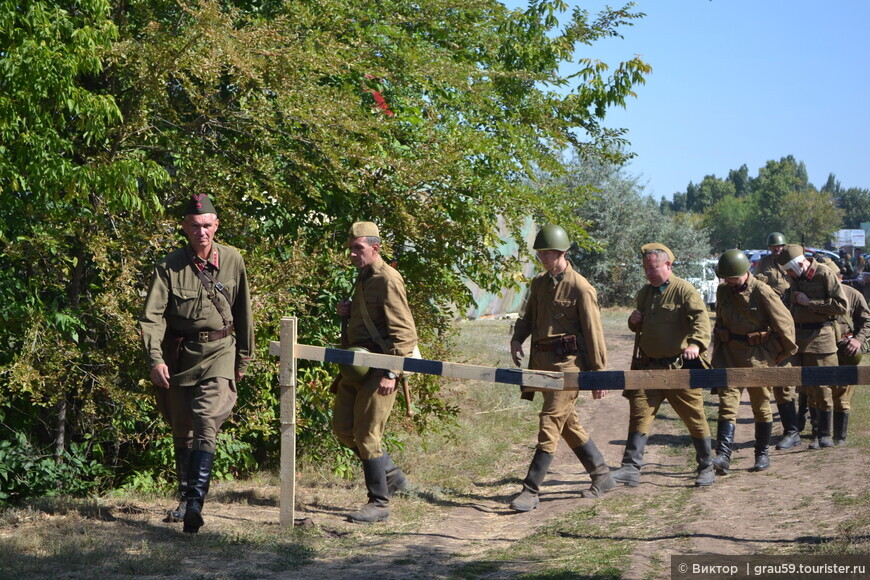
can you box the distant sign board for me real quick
[835,229,866,248]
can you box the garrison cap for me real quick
[349,221,380,239]
[641,242,674,263]
[776,244,804,266]
[184,193,218,216]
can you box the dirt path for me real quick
[284,326,869,579]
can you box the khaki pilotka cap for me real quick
[183,193,218,216]
[349,221,380,239]
[641,242,675,263]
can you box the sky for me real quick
[504,0,870,200]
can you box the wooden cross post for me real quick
[278,317,297,526]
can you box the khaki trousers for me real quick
[830,385,855,412]
[789,351,838,412]
[333,373,397,460]
[155,377,237,453]
[536,389,590,453]
[626,388,710,438]
[717,386,773,423]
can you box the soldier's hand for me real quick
[235,370,245,383]
[844,337,862,356]
[377,376,397,396]
[150,364,171,389]
[591,389,607,400]
[683,345,700,360]
[793,291,810,306]
[629,309,644,326]
[337,299,352,317]
[510,340,525,366]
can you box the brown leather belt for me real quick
[534,341,557,352]
[184,323,234,343]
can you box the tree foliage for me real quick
[0,0,650,499]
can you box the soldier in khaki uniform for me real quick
[810,259,869,445]
[140,193,254,534]
[333,222,417,524]
[710,250,797,474]
[776,244,847,449]
[611,243,716,487]
[508,225,613,512]
[753,232,803,449]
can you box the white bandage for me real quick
[784,255,806,277]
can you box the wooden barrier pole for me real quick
[278,317,297,526]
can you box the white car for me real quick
[682,259,719,310]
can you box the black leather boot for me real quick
[711,421,735,475]
[611,432,647,487]
[808,408,820,448]
[509,449,554,512]
[573,440,615,499]
[752,422,772,471]
[165,446,192,523]
[834,411,849,446]
[796,393,808,432]
[693,437,716,487]
[348,454,390,524]
[383,451,408,497]
[775,402,801,450]
[817,410,834,448]
[183,449,215,534]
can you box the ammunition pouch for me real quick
[534,334,579,357]
[745,331,770,346]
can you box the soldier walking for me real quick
[611,243,716,487]
[140,193,254,534]
[508,225,613,512]
[776,244,847,449]
[710,250,797,474]
[332,222,418,523]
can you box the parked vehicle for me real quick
[681,259,719,310]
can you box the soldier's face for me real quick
[536,250,567,275]
[724,272,749,287]
[349,237,379,269]
[643,253,671,287]
[769,244,785,256]
[182,213,219,253]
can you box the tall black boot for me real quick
[834,411,849,446]
[808,408,820,448]
[611,432,647,487]
[383,451,408,497]
[573,440,615,498]
[752,422,772,472]
[817,410,834,448]
[348,454,390,524]
[509,449,554,512]
[796,393,808,432]
[693,437,715,487]
[711,421,735,475]
[183,449,215,534]
[165,446,192,523]
[775,402,801,450]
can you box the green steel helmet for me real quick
[533,224,570,252]
[837,341,863,366]
[716,249,751,278]
[767,232,786,247]
[339,346,371,382]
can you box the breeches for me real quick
[155,377,237,453]
[791,351,838,411]
[332,373,397,459]
[626,388,710,438]
[717,386,772,423]
[536,389,590,454]
[773,385,796,404]
[829,386,855,412]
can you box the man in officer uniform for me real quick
[776,244,847,449]
[611,243,716,487]
[333,222,417,524]
[140,193,254,534]
[508,225,613,512]
[813,259,869,445]
[711,250,797,474]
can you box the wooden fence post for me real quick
[278,317,297,526]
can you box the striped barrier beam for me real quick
[268,342,564,390]
[568,365,870,392]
